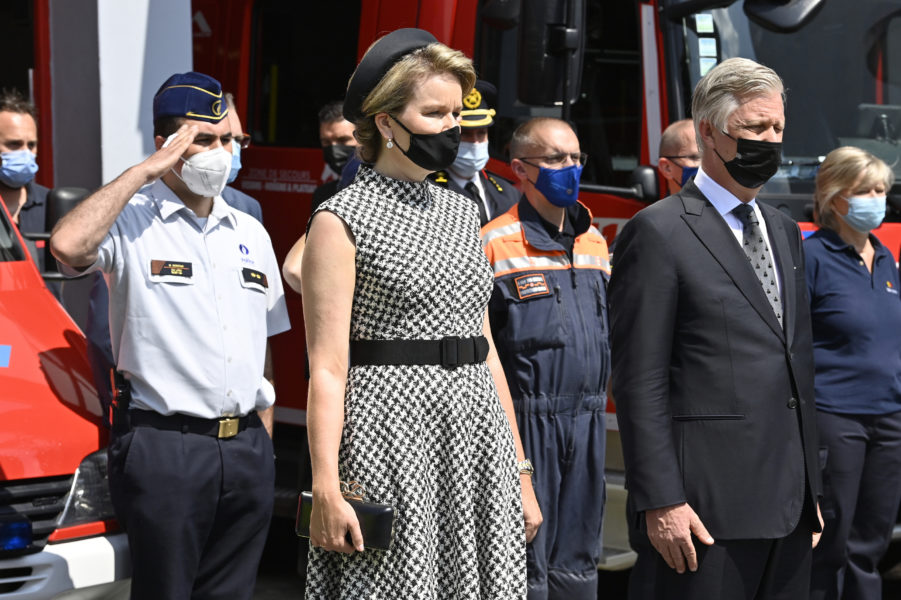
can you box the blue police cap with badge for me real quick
[461,80,497,128]
[153,71,228,123]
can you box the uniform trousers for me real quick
[517,394,606,600]
[108,412,275,600]
[628,494,817,600]
[810,409,901,600]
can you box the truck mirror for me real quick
[743,0,824,33]
[46,187,89,231]
[630,166,659,204]
[517,0,586,106]
[482,0,521,30]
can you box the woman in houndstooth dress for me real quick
[300,30,540,599]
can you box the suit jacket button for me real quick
[787,397,799,409]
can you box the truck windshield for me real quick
[680,1,901,192]
[0,208,26,262]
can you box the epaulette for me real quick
[484,171,507,193]
[429,171,450,187]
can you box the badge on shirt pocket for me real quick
[511,273,551,300]
[149,260,194,284]
[240,268,268,293]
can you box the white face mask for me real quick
[172,147,232,198]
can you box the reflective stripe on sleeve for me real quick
[481,222,522,248]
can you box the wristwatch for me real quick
[517,459,535,477]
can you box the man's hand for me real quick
[812,502,824,548]
[139,123,198,184]
[645,502,714,573]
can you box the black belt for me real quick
[128,410,261,439]
[350,335,489,369]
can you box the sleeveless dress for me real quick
[305,167,526,599]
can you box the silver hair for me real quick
[691,58,785,154]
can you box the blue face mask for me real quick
[680,165,698,187]
[532,164,583,207]
[226,142,242,184]
[0,150,39,188]
[451,141,490,179]
[843,195,886,233]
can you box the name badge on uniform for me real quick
[513,274,551,300]
[887,281,898,295]
[241,268,269,293]
[149,260,194,284]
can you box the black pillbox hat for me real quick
[343,28,438,123]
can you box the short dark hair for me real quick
[318,101,344,125]
[0,88,36,119]
[153,116,184,138]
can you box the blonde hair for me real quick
[814,146,894,230]
[691,58,784,155]
[353,42,475,163]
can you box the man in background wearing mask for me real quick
[311,100,358,211]
[657,118,700,196]
[481,117,610,599]
[50,71,290,600]
[609,58,821,600]
[0,89,51,270]
[222,92,263,222]
[431,80,518,226]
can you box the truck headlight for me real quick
[48,449,119,543]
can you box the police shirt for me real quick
[60,179,290,419]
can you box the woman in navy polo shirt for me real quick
[807,146,901,600]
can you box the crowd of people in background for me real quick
[0,24,899,600]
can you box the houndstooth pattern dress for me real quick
[305,166,526,599]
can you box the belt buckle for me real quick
[217,417,240,439]
[440,336,460,370]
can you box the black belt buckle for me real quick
[440,336,460,369]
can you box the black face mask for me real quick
[714,133,782,189]
[323,144,355,174]
[391,116,461,172]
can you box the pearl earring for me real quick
[386,138,394,149]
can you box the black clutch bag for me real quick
[295,482,396,551]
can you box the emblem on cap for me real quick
[463,88,482,110]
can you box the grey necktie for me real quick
[733,203,782,325]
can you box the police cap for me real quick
[153,71,228,123]
[460,80,498,128]
[343,28,438,123]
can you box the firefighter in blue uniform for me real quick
[481,117,610,599]
[430,79,519,226]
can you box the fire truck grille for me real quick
[0,475,73,551]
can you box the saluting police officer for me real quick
[430,79,519,226]
[50,72,290,600]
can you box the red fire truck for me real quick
[7,0,901,577]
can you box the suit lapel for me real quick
[759,203,796,347]
[678,183,786,341]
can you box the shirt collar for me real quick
[816,226,886,253]
[20,181,43,208]
[447,169,477,190]
[694,166,759,216]
[151,179,238,228]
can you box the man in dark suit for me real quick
[609,57,823,600]
[430,80,518,226]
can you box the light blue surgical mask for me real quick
[532,164,583,207]
[842,195,887,233]
[451,141,490,179]
[0,150,39,188]
[226,141,242,184]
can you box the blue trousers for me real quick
[108,414,275,600]
[517,394,606,600]
[810,409,901,600]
